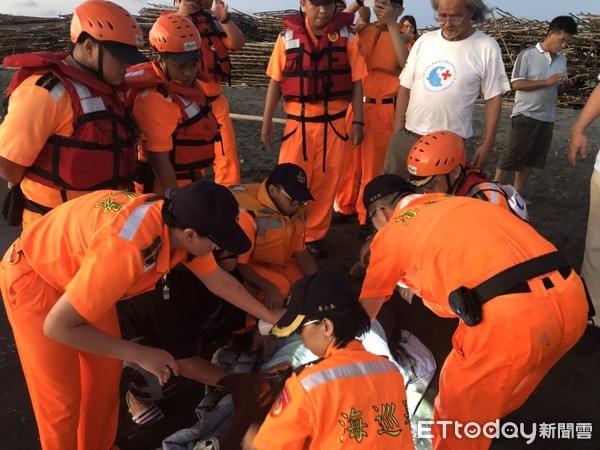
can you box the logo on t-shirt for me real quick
[422,60,457,92]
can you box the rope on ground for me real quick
[229,113,286,124]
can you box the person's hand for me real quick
[252,329,277,362]
[134,346,179,386]
[261,360,293,374]
[565,74,585,88]
[568,131,588,167]
[350,123,364,147]
[471,141,493,170]
[398,286,415,304]
[212,0,229,22]
[546,72,566,86]
[357,5,371,25]
[265,288,285,309]
[261,120,274,149]
[177,0,201,16]
[374,0,402,27]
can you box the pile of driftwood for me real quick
[1,7,598,106]
[135,4,287,86]
[0,14,72,55]
[479,9,599,108]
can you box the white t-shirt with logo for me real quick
[400,29,510,138]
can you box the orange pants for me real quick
[249,260,304,299]
[432,271,588,450]
[334,108,359,216]
[211,94,241,186]
[0,248,122,450]
[279,117,348,242]
[336,101,395,224]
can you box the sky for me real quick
[1,0,598,28]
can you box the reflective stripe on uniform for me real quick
[70,78,106,114]
[118,202,155,241]
[284,28,300,50]
[175,94,201,119]
[300,359,398,392]
[48,83,66,102]
[256,217,284,236]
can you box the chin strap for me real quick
[447,166,465,194]
[70,44,105,82]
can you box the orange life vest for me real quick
[126,61,221,177]
[230,182,306,267]
[3,51,138,192]
[358,23,403,76]
[280,12,354,103]
[189,11,232,85]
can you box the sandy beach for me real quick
[0,70,599,450]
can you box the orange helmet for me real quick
[149,14,202,61]
[70,0,144,48]
[407,130,466,187]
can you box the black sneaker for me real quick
[306,240,327,258]
[332,211,357,223]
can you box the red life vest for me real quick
[3,51,137,192]
[280,12,354,104]
[455,165,529,221]
[455,165,504,196]
[189,11,232,85]
[126,61,220,177]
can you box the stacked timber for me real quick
[480,9,600,107]
[0,14,72,55]
[0,8,598,103]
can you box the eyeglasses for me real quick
[279,186,307,208]
[434,13,466,26]
[368,207,379,223]
[302,319,321,328]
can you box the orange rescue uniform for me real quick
[127,61,220,192]
[0,55,136,228]
[267,15,367,242]
[254,340,414,449]
[360,194,588,450]
[234,180,307,298]
[187,11,241,186]
[0,190,217,450]
[336,24,401,224]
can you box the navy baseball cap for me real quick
[268,163,314,202]
[271,270,356,338]
[170,181,251,255]
[363,174,416,211]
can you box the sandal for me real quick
[125,390,164,425]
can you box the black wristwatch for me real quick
[356,0,364,6]
[219,13,231,24]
